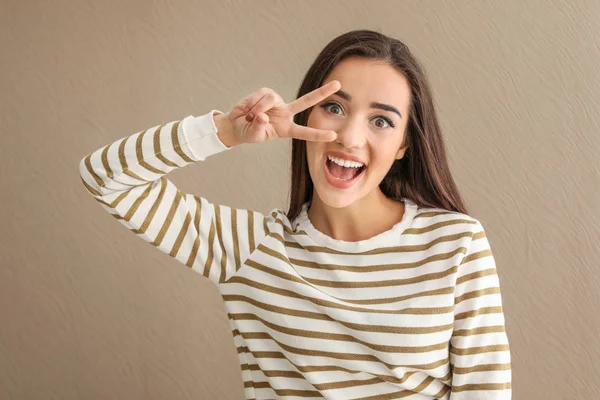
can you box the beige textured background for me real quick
[1,0,599,399]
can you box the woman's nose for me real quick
[335,119,367,148]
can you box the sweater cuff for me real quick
[181,109,231,161]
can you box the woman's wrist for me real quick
[214,111,241,148]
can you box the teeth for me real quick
[327,155,364,168]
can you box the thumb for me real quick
[257,113,269,124]
[229,103,250,120]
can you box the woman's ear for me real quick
[395,144,409,160]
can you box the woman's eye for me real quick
[322,102,343,115]
[373,117,393,129]
[320,102,395,129]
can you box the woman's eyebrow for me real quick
[333,89,402,118]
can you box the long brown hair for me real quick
[286,29,468,221]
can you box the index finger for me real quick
[287,80,341,115]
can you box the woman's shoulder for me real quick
[411,202,484,233]
[260,205,298,233]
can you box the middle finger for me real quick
[246,91,281,121]
[287,80,341,116]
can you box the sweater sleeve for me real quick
[78,109,270,285]
[449,220,512,399]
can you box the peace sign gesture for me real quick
[223,80,341,144]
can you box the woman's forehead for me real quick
[325,58,411,107]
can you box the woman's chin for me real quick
[314,181,363,209]
[308,165,370,209]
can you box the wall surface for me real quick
[1,0,599,398]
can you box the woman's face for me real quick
[305,57,412,209]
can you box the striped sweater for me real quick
[79,109,512,399]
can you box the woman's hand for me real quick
[223,80,341,145]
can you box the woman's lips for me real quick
[323,155,366,189]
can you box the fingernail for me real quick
[246,112,254,122]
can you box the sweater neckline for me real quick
[293,198,418,253]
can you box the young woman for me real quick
[79,29,511,399]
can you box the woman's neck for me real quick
[307,190,406,242]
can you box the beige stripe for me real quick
[100,144,114,179]
[232,208,241,271]
[243,380,319,398]
[250,250,459,289]
[170,121,195,163]
[80,177,101,197]
[242,329,414,369]
[302,265,458,289]
[455,287,501,305]
[107,191,130,209]
[450,344,510,356]
[152,124,179,168]
[96,201,119,217]
[405,375,436,399]
[236,341,415,383]
[238,359,443,394]
[403,219,477,235]
[314,377,381,391]
[246,258,455,307]
[94,198,123,219]
[433,384,451,399]
[287,245,468,273]
[461,249,492,266]
[118,135,145,182]
[136,129,165,175]
[238,329,450,373]
[453,363,511,374]
[413,210,456,219]
[442,370,452,383]
[472,230,485,240]
[193,196,202,233]
[237,346,284,359]
[452,325,506,337]
[203,220,216,278]
[241,363,303,379]
[353,375,436,400]
[281,230,474,255]
[243,362,418,392]
[230,312,451,353]
[248,211,256,253]
[84,154,105,187]
[228,275,454,310]
[456,268,497,286]
[150,189,183,247]
[112,175,152,189]
[132,177,168,235]
[244,381,261,388]
[451,382,511,392]
[170,212,192,257]
[186,236,200,268]
[185,197,202,268]
[244,363,393,396]
[234,336,450,376]
[214,205,228,283]
[122,184,153,221]
[455,306,504,321]
[226,298,453,334]
[123,169,149,182]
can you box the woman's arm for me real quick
[449,220,512,399]
[78,110,270,284]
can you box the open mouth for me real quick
[325,158,366,181]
